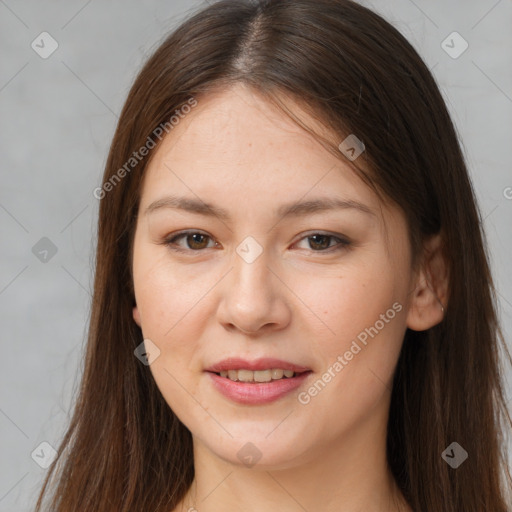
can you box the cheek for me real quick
[302,258,399,347]
[132,248,220,370]
[132,256,212,419]
[134,241,193,330]
[296,257,406,406]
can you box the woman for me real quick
[33,0,512,510]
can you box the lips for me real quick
[205,357,311,373]
[205,357,312,404]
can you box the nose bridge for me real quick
[218,234,290,333]
[231,235,274,303]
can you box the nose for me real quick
[216,245,292,335]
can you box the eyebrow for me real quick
[144,195,376,220]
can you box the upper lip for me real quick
[205,357,311,373]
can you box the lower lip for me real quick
[207,371,312,404]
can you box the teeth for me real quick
[238,369,254,382]
[254,369,272,382]
[218,369,298,382]
[271,369,284,379]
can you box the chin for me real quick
[195,425,314,470]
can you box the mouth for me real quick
[204,358,313,404]
[211,368,310,382]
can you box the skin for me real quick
[131,83,448,512]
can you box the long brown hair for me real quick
[33,0,512,510]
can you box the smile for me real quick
[206,369,312,405]
[216,368,300,382]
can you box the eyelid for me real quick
[293,230,352,248]
[162,230,218,253]
[161,229,352,254]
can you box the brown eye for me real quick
[295,233,351,253]
[164,231,217,252]
[308,234,333,250]
[163,230,351,255]
[184,233,210,250]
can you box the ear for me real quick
[133,305,142,327]
[406,233,449,331]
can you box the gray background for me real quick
[1,0,511,510]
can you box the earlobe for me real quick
[406,233,449,332]
[133,306,141,327]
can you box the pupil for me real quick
[188,234,207,249]
[310,235,329,250]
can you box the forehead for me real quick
[140,84,380,212]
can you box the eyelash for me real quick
[161,230,352,255]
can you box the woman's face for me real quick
[131,83,418,469]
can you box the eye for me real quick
[162,230,351,254]
[293,232,351,253]
[163,231,217,253]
